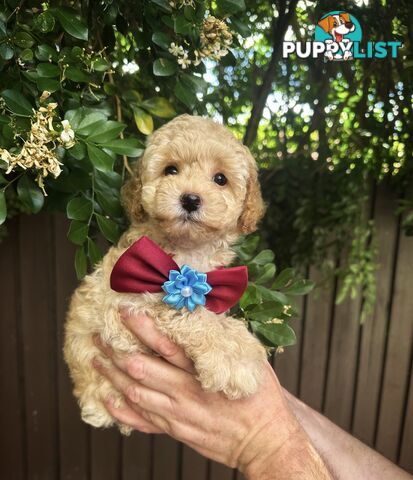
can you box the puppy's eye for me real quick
[164,165,179,175]
[213,173,227,186]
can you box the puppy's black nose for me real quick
[180,193,201,213]
[345,22,353,28]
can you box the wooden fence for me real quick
[0,184,412,479]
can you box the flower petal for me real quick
[191,291,206,306]
[192,283,212,295]
[162,281,180,294]
[168,270,181,281]
[197,273,207,283]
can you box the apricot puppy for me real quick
[64,114,268,434]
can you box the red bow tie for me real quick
[110,236,248,314]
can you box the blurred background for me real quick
[0,0,412,478]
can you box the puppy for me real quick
[64,114,268,434]
[318,12,355,60]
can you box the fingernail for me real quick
[93,334,102,347]
[106,394,116,406]
[92,357,102,369]
[119,306,129,320]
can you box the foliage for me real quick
[0,0,245,272]
[204,0,413,319]
[232,234,314,350]
[1,0,411,334]
[0,0,312,350]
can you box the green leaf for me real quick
[248,301,286,322]
[256,285,289,305]
[19,48,33,61]
[174,14,193,35]
[37,63,60,78]
[218,0,246,14]
[174,79,197,108]
[35,44,58,62]
[34,11,55,33]
[0,190,6,225]
[96,191,122,217]
[252,249,275,265]
[282,279,314,296]
[141,97,176,118]
[1,89,33,116]
[91,58,110,72]
[0,20,6,39]
[0,43,14,60]
[87,144,114,172]
[153,58,177,76]
[96,214,120,243]
[75,112,107,135]
[272,268,295,290]
[133,107,154,135]
[87,237,103,266]
[87,121,125,143]
[255,263,276,285]
[14,31,34,49]
[251,321,296,348]
[149,0,172,13]
[239,283,261,310]
[17,176,44,213]
[152,31,171,50]
[100,138,144,157]
[66,197,92,221]
[75,246,87,279]
[36,78,60,93]
[67,220,88,245]
[51,7,88,41]
[65,67,90,83]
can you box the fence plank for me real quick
[152,436,179,480]
[399,362,413,472]
[351,187,399,446]
[0,220,25,480]
[181,445,208,480]
[274,297,305,395]
[375,229,413,461]
[299,267,335,411]
[54,215,90,480]
[208,462,234,480]
[323,278,362,429]
[19,213,59,479]
[91,429,121,480]
[122,433,152,480]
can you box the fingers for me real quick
[93,357,174,415]
[94,337,198,398]
[103,396,163,434]
[120,311,195,374]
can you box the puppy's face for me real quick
[123,115,265,246]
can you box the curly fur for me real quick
[64,114,267,434]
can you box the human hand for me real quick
[93,312,329,479]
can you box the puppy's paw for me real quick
[80,399,115,429]
[195,343,267,399]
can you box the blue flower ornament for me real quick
[162,265,212,312]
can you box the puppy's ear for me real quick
[238,148,266,234]
[318,15,333,33]
[121,161,146,224]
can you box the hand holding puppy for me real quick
[93,312,332,480]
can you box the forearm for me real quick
[239,414,333,479]
[284,390,412,480]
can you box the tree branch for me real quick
[243,0,299,147]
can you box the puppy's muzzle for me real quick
[180,193,201,213]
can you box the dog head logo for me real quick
[315,11,362,61]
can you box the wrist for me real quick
[238,414,332,480]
